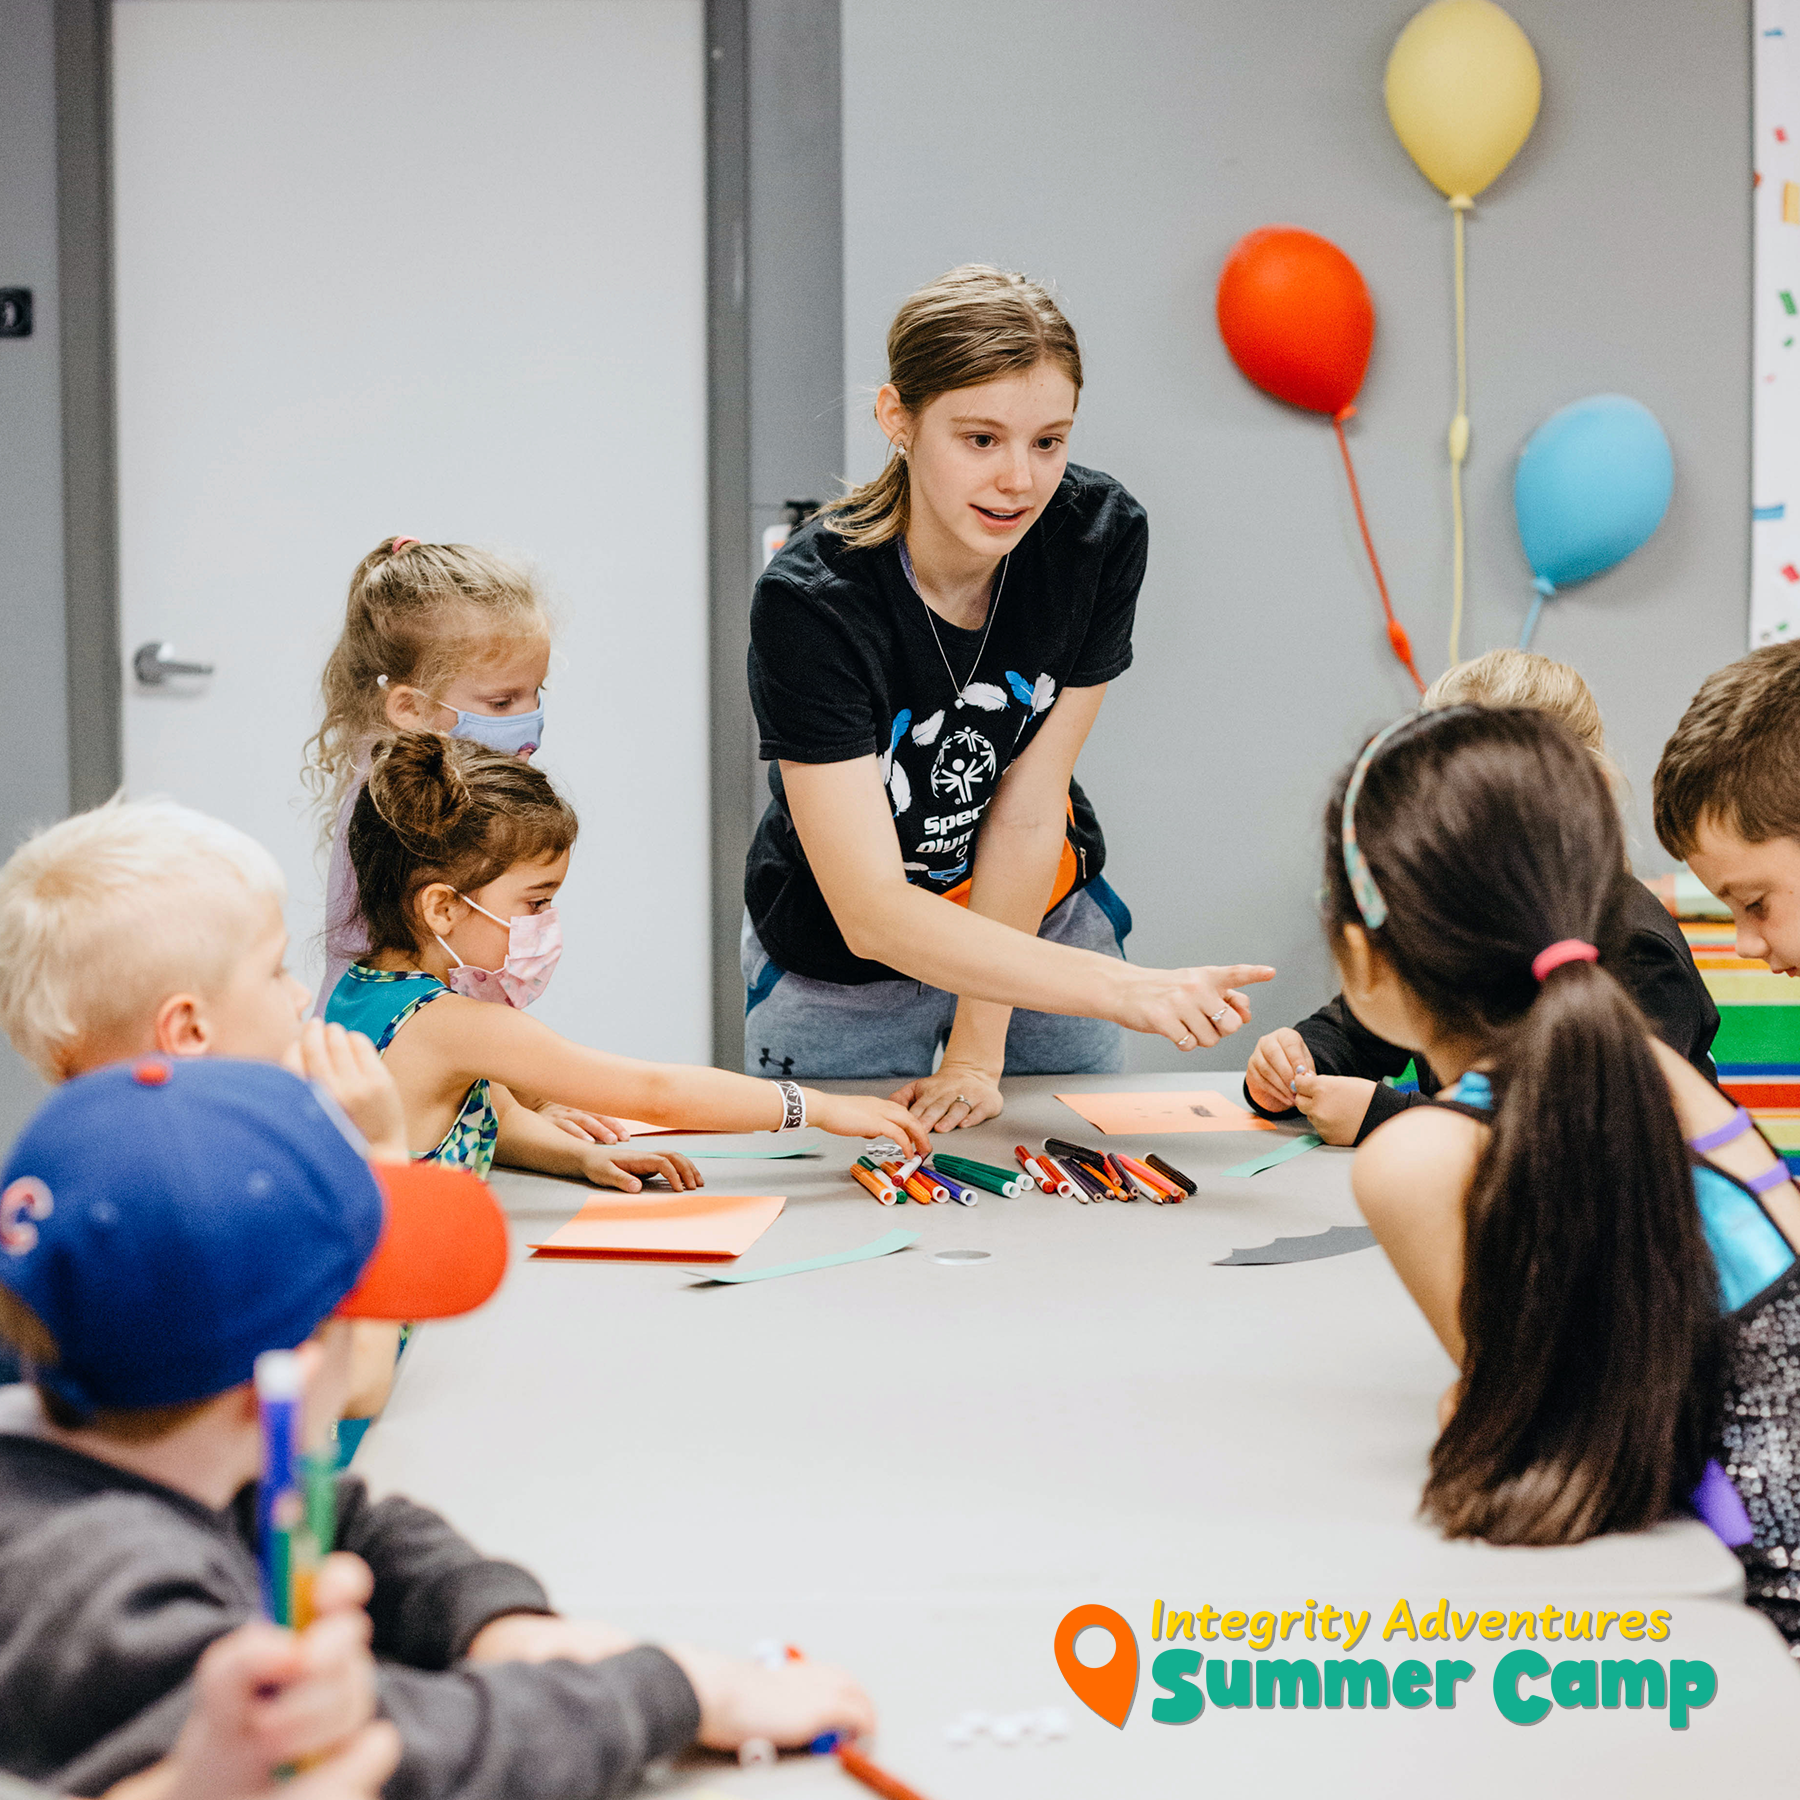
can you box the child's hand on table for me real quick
[1245,1028,1310,1114]
[665,1644,877,1753]
[465,1613,639,1663]
[536,1101,633,1145]
[576,1148,705,1193]
[889,1061,1003,1132]
[807,1091,933,1156]
[1290,1071,1376,1147]
[286,1021,409,1163]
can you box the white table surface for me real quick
[354,1072,1800,1796]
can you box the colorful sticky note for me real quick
[1783,565,1800,583]
[1053,1090,1276,1135]
[688,1226,918,1284]
[1785,182,1800,225]
[1781,290,1797,315]
[530,1192,785,1261]
[1755,503,1788,520]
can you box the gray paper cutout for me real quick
[1214,1224,1378,1266]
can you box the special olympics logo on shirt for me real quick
[0,1177,53,1256]
[929,726,999,806]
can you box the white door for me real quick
[112,0,711,1061]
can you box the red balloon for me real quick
[1216,227,1374,420]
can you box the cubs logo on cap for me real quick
[0,1059,507,1414]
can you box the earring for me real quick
[892,440,906,458]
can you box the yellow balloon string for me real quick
[1448,196,1472,667]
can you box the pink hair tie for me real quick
[390,537,420,555]
[1532,939,1599,982]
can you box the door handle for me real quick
[132,641,215,686]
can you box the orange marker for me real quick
[849,1164,898,1204]
[835,1739,933,1800]
[901,1173,938,1206]
[1037,1154,1081,1199]
[1013,1145,1055,1191]
[1118,1153,1180,1200]
[1081,1159,1128,1201]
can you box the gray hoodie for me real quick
[0,1401,699,1797]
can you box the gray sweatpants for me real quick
[741,878,1131,1080]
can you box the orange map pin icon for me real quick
[1054,1603,1138,1728]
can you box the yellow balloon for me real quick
[1385,0,1541,202]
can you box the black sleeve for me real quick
[747,569,880,765]
[1353,1082,1438,1144]
[1294,996,1418,1085]
[1617,925,1722,1078]
[1067,495,1146,687]
[374,1648,700,1800]
[334,1478,553,1669]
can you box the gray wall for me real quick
[0,0,69,1134]
[841,0,1752,1073]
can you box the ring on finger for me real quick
[1175,1032,1196,1048]
[1209,1006,1231,1026]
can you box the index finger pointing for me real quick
[1217,965,1276,987]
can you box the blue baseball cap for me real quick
[0,1057,507,1414]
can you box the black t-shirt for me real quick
[745,462,1146,985]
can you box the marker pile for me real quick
[850,1149,1029,1205]
[255,1349,336,1629]
[850,1142,1196,1206]
[1015,1139,1195,1204]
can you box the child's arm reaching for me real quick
[488,1085,705,1191]
[406,999,932,1154]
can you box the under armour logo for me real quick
[757,1048,796,1077]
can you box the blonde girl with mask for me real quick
[744,266,1273,1130]
[307,537,551,1012]
[323,732,930,1188]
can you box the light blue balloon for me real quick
[1514,394,1673,593]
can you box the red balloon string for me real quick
[1331,414,1424,695]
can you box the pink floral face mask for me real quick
[435,896,560,1008]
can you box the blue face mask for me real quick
[450,700,543,758]
[382,680,544,757]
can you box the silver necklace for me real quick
[898,538,1009,709]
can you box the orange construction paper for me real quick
[1053,1090,1276,1136]
[529,1192,785,1261]
[608,1118,721,1137]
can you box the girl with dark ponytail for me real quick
[1330,706,1800,1646]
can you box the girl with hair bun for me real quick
[745,265,1272,1126]
[1334,705,1800,1645]
[324,733,929,1188]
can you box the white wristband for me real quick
[772,1080,806,1132]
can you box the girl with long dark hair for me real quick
[1332,705,1800,1649]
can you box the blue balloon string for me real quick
[1519,589,1547,649]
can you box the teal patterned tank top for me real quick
[324,964,498,1178]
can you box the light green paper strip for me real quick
[671,1145,820,1160]
[689,1227,919,1284]
[1222,1133,1324,1178]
